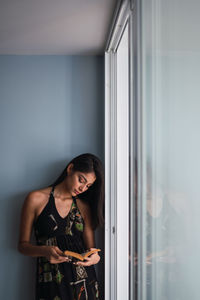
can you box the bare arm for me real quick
[18,191,70,263]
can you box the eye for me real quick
[79,176,84,183]
[79,176,93,189]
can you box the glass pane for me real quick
[138,0,200,299]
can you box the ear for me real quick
[67,163,74,174]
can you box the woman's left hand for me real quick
[74,248,100,266]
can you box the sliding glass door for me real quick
[105,0,200,299]
[134,0,200,299]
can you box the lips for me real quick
[74,190,79,195]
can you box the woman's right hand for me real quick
[44,246,71,264]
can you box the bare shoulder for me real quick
[24,187,52,210]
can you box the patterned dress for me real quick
[33,185,100,300]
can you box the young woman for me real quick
[18,153,105,300]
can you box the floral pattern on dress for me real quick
[53,297,61,300]
[65,201,84,235]
[38,256,64,285]
[54,269,64,284]
[75,265,88,281]
[34,186,100,299]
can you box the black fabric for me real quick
[33,185,100,300]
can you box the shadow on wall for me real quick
[3,192,36,300]
[3,159,104,300]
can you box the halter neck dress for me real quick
[33,185,100,300]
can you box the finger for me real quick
[51,259,69,264]
[50,258,66,264]
[57,256,69,261]
[57,259,69,263]
[54,247,64,256]
[56,256,71,263]
[52,251,60,259]
[65,257,72,262]
[73,260,88,265]
[53,248,66,259]
[63,254,71,260]
[89,248,99,254]
[52,251,66,260]
[84,257,91,261]
[75,261,91,266]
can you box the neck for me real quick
[54,181,72,200]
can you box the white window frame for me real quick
[104,1,145,300]
[104,1,133,300]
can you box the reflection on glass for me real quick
[134,0,200,299]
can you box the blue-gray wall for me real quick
[0,55,104,299]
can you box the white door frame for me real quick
[104,1,133,300]
[104,1,145,299]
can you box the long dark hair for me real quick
[51,153,105,230]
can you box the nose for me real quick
[78,186,83,192]
[78,184,87,193]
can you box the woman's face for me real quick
[65,163,96,196]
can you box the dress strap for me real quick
[51,185,76,205]
[48,185,55,207]
[72,195,78,205]
[51,185,55,194]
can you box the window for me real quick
[105,0,200,299]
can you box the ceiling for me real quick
[0,0,116,55]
